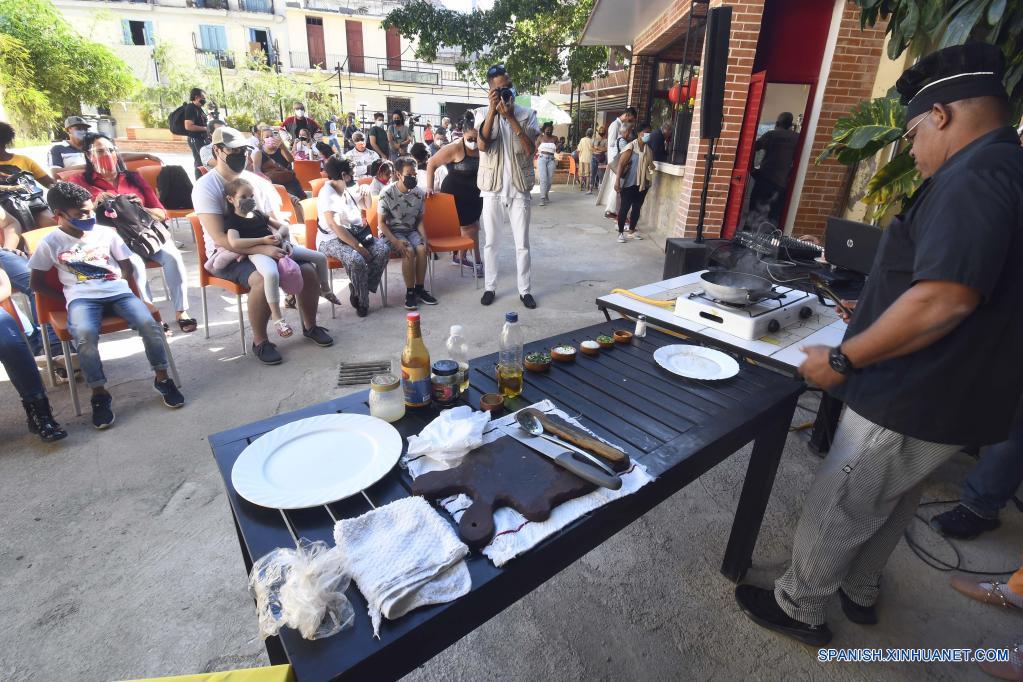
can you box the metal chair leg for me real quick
[237,294,246,355]
[63,340,80,416]
[201,287,210,339]
[163,334,181,387]
[382,267,388,307]
[329,268,336,319]
[41,323,56,388]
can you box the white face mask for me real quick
[295,109,305,118]
[463,140,477,150]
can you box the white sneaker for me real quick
[628,231,644,240]
[617,233,628,243]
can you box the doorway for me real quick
[306,17,325,69]
[248,28,272,67]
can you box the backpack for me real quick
[168,103,188,135]
[96,195,169,259]
[155,165,194,210]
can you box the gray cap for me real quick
[64,115,89,129]
[211,126,250,149]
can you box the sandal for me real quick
[273,318,294,338]
[950,576,1023,610]
[177,317,198,333]
[284,294,297,309]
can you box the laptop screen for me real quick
[825,218,882,274]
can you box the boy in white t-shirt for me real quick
[28,182,184,429]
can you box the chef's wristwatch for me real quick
[828,346,855,375]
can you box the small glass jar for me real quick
[431,360,460,406]
[369,373,405,422]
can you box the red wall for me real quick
[754,0,833,83]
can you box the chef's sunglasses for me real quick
[486,64,507,79]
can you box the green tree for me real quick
[383,0,608,92]
[0,0,137,137]
[819,0,1023,220]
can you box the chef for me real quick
[735,43,1023,645]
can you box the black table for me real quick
[209,319,803,681]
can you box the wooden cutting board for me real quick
[412,435,596,548]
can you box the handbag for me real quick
[96,195,169,259]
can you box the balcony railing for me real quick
[288,51,464,85]
[238,0,273,12]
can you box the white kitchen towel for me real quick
[333,496,471,637]
[404,400,655,567]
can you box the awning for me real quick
[579,0,675,46]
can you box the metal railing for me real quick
[238,0,273,12]
[288,51,465,85]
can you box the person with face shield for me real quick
[68,133,195,333]
[343,132,380,178]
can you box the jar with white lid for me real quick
[369,373,405,422]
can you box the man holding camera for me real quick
[474,63,540,309]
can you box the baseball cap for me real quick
[64,116,89,129]
[211,126,250,149]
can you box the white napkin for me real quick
[333,496,471,637]
[404,400,655,566]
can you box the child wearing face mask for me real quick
[343,132,380,177]
[222,178,341,337]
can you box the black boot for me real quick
[23,397,68,442]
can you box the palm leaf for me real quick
[817,96,906,164]
[862,149,921,220]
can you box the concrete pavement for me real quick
[0,173,1019,681]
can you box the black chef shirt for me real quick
[831,127,1023,446]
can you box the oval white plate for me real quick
[232,413,402,510]
[653,345,740,381]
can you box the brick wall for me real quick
[627,55,657,118]
[674,0,765,238]
[790,3,887,238]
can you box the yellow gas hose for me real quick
[609,288,675,309]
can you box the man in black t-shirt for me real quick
[736,43,1023,646]
[750,112,800,222]
[183,88,210,179]
[368,112,390,160]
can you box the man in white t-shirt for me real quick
[343,132,380,178]
[191,126,333,364]
[29,182,184,429]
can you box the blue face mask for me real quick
[641,133,651,143]
[69,216,96,232]
[70,129,87,142]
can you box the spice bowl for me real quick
[613,330,634,344]
[480,393,504,412]
[524,352,552,373]
[580,340,601,356]
[551,344,577,362]
[596,334,615,350]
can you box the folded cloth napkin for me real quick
[404,400,655,567]
[333,496,471,637]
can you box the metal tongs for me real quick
[808,272,853,318]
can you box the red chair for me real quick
[188,214,250,354]
[293,160,323,193]
[125,159,161,172]
[367,196,401,305]
[309,178,327,196]
[305,197,386,311]
[422,193,477,290]
[34,267,180,416]
[565,155,578,186]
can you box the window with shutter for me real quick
[345,21,364,73]
[385,27,401,70]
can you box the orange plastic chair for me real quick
[54,169,78,180]
[272,183,297,225]
[304,196,387,311]
[367,196,402,304]
[566,155,578,186]
[125,159,161,172]
[293,159,322,193]
[422,193,477,290]
[34,267,179,415]
[188,214,250,354]
[309,177,327,196]
[357,177,374,186]
[198,166,209,176]
[20,226,58,255]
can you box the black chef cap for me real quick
[897,43,1007,120]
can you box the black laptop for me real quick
[825,217,882,274]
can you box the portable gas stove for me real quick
[673,286,816,340]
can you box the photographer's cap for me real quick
[211,126,250,149]
[64,116,89,129]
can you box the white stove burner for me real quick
[673,286,816,340]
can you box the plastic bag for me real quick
[248,539,354,641]
[404,405,491,469]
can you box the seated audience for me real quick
[29,182,185,428]
[1,121,56,228]
[410,142,430,186]
[252,126,305,199]
[49,117,160,175]
[343,132,379,178]
[191,126,333,365]
[1,206,63,356]
[68,133,196,333]
[292,130,314,161]
[199,120,227,169]
[316,157,390,318]
[368,160,394,197]
[378,156,435,310]
[0,268,67,441]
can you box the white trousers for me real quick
[481,195,531,295]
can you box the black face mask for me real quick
[198,98,207,106]
[344,175,356,188]
[393,119,402,126]
[223,150,247,173]
[402,174,417,190]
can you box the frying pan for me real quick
[700,270,776,305]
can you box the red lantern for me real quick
[680,76,699,102]
[667,83,683,105]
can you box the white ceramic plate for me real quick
[653,345,741,381]
[231,413,402,510]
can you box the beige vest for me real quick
[477,104,536,194]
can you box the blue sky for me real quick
[441,0,494,11]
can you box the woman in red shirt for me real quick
[69,134,196,332]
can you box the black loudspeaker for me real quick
[700,6,732,140]
[663,238,728,278]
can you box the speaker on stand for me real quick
[664,5,732,276]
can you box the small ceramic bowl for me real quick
[613,330,634,344]
[524,353,551,373]
[580,340,601,356]
[551,345,577,362]
[480,393,504,412]
[596,335,615,350]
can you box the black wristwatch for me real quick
[828,346,855,375]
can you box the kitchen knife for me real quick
[501,426,623,490]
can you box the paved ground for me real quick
[1,151,1020,681]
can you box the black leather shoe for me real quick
[930,504,1001,539]
[735,584,833,646]
[520,294,537,309]
[481,290,495,306]
[839,589,878,625]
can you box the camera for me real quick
[498,87,515,104]
[406,111,421,124]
